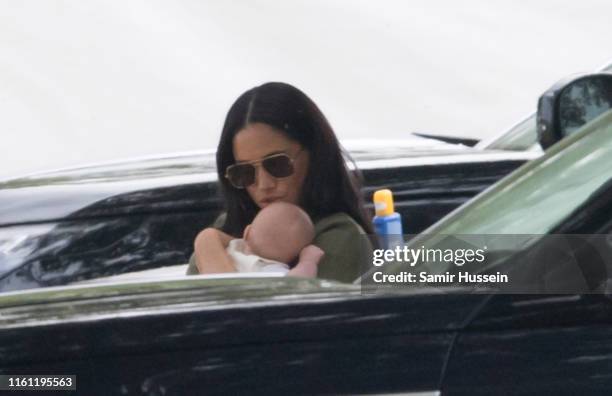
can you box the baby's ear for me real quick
[243,224,252,240]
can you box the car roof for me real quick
[0,137,538,226]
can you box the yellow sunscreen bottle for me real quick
[373,189,403,249]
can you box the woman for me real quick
[186,82,373,283]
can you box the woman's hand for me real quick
[287,245,325,278]
[194,228,237,274]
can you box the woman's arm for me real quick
[193,228,237,274]
[313,213,373,283]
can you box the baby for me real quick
[194,202,324,277]
[231,202,315,273]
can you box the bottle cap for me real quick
[373,189,394,216]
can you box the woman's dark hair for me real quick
[216,82,373,236]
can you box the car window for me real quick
[372,109,612,285]
[416,108,612,237]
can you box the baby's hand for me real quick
[288,245,324,278]
[298,245,325,264]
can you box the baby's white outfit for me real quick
[227,239,290,274]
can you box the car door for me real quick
[443,293,612,395]
[443,176,612,395]
[0,280,489,395]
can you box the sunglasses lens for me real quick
[226,154,295,188]
[263,155,294,177]
[227,164,255,188]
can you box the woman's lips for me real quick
[260,196,282,205]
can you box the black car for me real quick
[0,111,540,292]
[7,59,612,293]
[2,73,612,395]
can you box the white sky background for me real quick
[1,0,610,179]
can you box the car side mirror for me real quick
[537,73,612,150]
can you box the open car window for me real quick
[379,109,612,280]
[369,110,612,293]
[422,109,612,237]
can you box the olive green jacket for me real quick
[186,212,372,283]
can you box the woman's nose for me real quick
[255,165,276,190]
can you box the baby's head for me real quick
[243,202,314,265]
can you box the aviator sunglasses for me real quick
[225,149,303,188]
